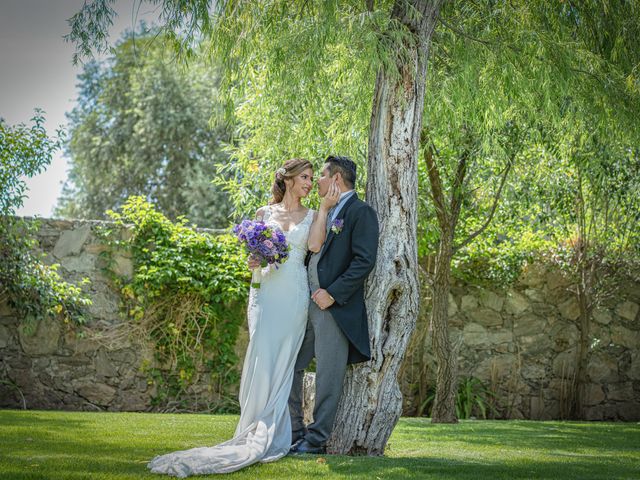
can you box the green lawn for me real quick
[0,410,638,479]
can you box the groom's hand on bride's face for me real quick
[311,289,335,310]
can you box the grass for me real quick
[0,410,639,479]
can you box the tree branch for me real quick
[454,157,513,252]
[422,136,449,229]
[449,147,468,227]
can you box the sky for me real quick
[1,0,159,217]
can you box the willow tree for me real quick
[415,0,640,422]
[68,0,443,454]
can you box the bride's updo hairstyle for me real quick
[270,158,313,204]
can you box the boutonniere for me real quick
[330,218,344,234]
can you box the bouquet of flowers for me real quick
[233,219,289,288]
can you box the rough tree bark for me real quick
[574,260,593,420]
[423,144,464,423]
[328,0,443,455]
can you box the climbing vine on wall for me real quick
[97,196,249,412]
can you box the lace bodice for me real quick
[261,206,314,265]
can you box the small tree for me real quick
[0,112,90,326]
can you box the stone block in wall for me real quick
[514,313,545,337]
[74,381,116,406]
[518,333,553,355]
[610,325,640,349]
[504,290,529,316]
[584,405,605,420]
[546,269,572,291]
[629,352,640,380]
[473,354,518,380]
[616,402,640,421]
[606,382,635,402]
[112,255,133,280]
[588,352,619,383]
[0,324,10,348]
[117,392,149,412]
[467,308,503,327]
[59,252,97,275]
[615,300,639,321]
[63,329,98,354]
[549,321,579,352]
[84,243,110,254]
[60,252,96,273]
[463,323,488,346]
[558,297,580,321]
[94,348,118,377]
[110,347,137,365]
[489,330,513,346]
[584,384,605,406]
[519,263,546,287]
[86,292,120,319]
[552,349,576,377]
[588,323,611,349]
[521,362,546,381]
[460,295,478,311]
[479,289,504,312]
[18,317,61,356]
[524,288,545,302]
[593,308,613,325]
[53,225,91,258]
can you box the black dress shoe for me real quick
[289,439,326,455]
[291,428,308,446]
[290,437,305,451]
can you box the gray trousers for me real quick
[289,254,349,447]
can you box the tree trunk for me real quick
[328,0,442,455]
[430,229,459,423]
[573,244,593,419]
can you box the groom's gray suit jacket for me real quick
[311,193,379,364]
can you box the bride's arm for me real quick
[308,182,340,252]
[307,208,330,252]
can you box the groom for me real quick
[289,155,379,454]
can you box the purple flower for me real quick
[330,218,344,234]
[233,219,290,269]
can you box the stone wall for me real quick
[1,217,639,419]
[401,263,640,420]
[0,217,244,412]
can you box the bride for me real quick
[148,158,340,477]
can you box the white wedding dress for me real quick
[148,206,313,477]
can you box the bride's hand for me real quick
[320,180,340,212]
[247,255,261,270]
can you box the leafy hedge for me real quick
[98,196,249,412]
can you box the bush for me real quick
[0,112,91,326]
[98,196,249,411]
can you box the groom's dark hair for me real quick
[326,155,356,189]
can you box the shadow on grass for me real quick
[317,455,639,480]
[397,419,640,453]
